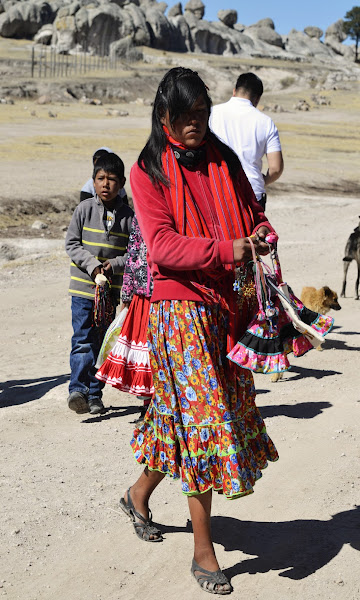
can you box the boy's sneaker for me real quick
[68,391,89,414]
[88,398,105,415]
[134,404,148,426]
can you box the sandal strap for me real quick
[134,521,162,541]
[123,487,162,541]
[191,559,232,593]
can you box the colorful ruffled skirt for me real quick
[96,295,154,397]
[130,300,278,499]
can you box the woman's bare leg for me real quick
[125,467,165,520]
[188,490,219,570]
[188,490,231,593]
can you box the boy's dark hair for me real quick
[138,67,241,185]
[235,72,263,98]
[93,152,125,181]
[92,148,110,165]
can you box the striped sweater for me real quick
[65,195,134,302]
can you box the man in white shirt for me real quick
[209,72,284,210]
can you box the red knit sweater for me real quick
[130,160,274,302]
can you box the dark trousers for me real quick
[258,193,267,211]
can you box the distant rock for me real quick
[34,23,53,44]
[0,1,55,38]
[217,9,237,28]
[184,0,205,20]
[168,2,182,17]
[246,20,284,48]
[304,26,323,39]
[256,18,275,29]
[32,220,48,229]
[325,19,347,42]
[0,1,354,63]
[284,29,333,58]
[325,19,354,59]
[294,99,310,111]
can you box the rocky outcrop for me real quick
[304,26,323,39]
[0,0,353,63]
[284,29,334,59]
[184,0,205,20]
[324,19,354,59]
[246,19,284,48]
[0,0,55,38]
[217,9,237,28]
[167,2,182,17]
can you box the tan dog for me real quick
[300,286,342,314]
[270,286,341,382]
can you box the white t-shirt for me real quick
[209,97,281,199]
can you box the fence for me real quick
[30,45,122,78]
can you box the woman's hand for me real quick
[102,260,113,275]
[233,226,271,262]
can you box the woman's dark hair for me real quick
[93,152,125,181]
[138,67,242,185]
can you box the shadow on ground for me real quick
[285,365,342,381]
[0,374,69,408]
[82,404,140,423]
[260,400,332,419]
[158,507,360,582]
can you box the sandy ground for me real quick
[1,83,360,599]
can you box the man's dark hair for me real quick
[92,152,125,181]
[92,148,110,165]
[235,72,263,98]
[138,66,241,184]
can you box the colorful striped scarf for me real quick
[161,130,257,351]
[162,130,255,243]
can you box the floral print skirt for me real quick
[130,300,278,499]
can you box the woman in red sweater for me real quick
[120,67,278,595]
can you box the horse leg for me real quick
[355,261,360,300]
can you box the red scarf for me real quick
[162,129,254,242]
[162,129,256,351]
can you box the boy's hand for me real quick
[91,265,103,281]
[102,260,113,275]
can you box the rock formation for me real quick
[0,0,354,63]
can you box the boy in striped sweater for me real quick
[65,152,133,415]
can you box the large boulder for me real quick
[325,19,347,42]
[52,1,151,54]
[304,26,323,39]
[167,2,182,17]
[324,19,354,58]
[188,18,256,57]
[0,0,55,38]
[284,29,334,58]
[167,13,192,51]
[217,9,237,28]
[184,0,204,20]
[142,3,174,50]
[34,22,53,43]
[256,18,275,29]
[244,18,283,48]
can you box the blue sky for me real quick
[166,1,352,40]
